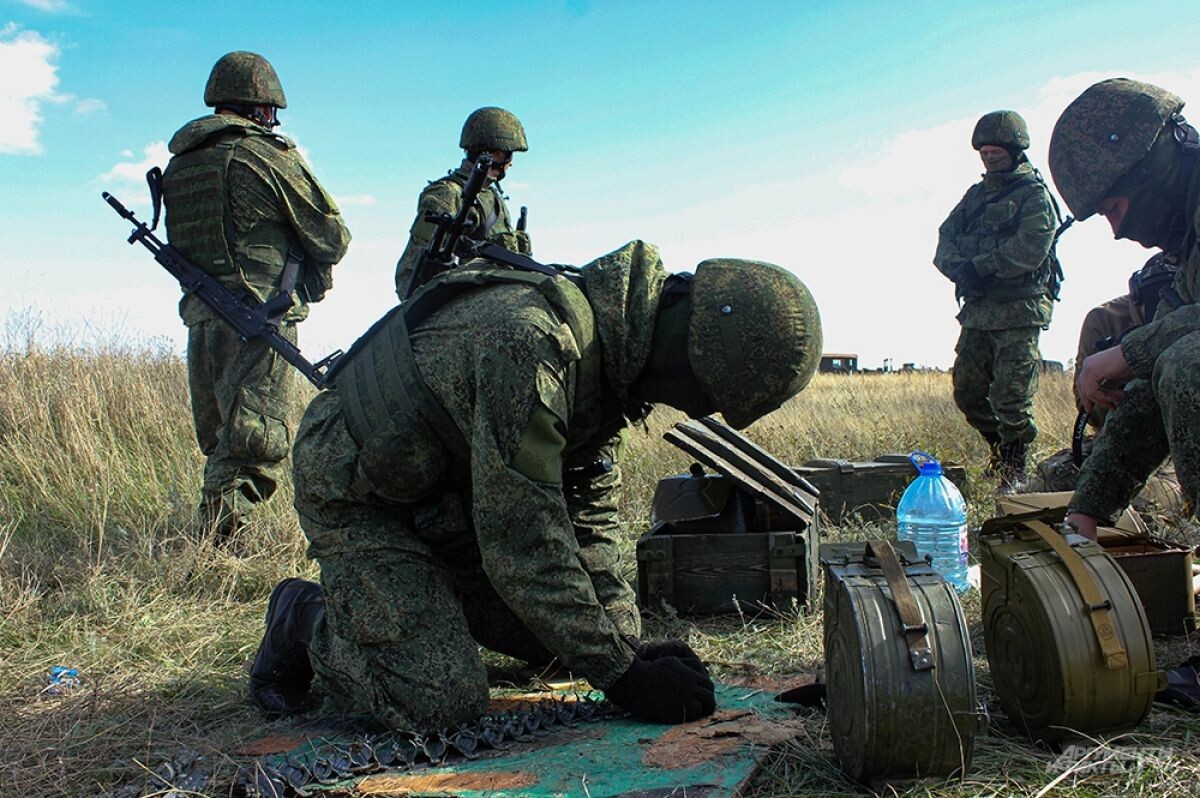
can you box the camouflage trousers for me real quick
[292,392,559,731]
[952,326,1042,445]
[1072,330,1200,523]
[187,319,296,523]
[1022,445,1185,520]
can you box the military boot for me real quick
[249,577,325,716]
[198,494,243,547]
[996,440,1028,494]
[981,432,1004,477]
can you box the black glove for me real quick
[949,260,982,294]
[633,638,709,678]
[605,655,716,724]
[299,263,333,303]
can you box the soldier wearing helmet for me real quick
[162,51,351,544]
[1018,252,1184,513]
[1047,78,1200,542]
[933,109,1064,490]
[393,107,533,299]
[249,242,821,730]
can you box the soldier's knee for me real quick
[227,386,291,463]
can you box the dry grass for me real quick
[1,341,1197,797]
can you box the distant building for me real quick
[1040,359,1065,373]
[819,353,858,373]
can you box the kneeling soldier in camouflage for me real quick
[250,241,822,728]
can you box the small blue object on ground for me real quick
[46,665,81,694]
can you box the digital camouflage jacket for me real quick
[934,162,1057,330]
[1120,167,1200,378]
[393,160,532,297]
[305,241,666,690]
[1071,165,1200,522]
[163,114,351,326]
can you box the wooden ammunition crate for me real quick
[797,455,967,523]
[636,476,819,615]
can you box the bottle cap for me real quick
[909,450,943,476]
[919,460,944,477]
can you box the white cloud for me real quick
[74,97,106,116]
[97,141,170,186]
[0,26,64,155]
[525,68,1200,369]
[334,194,376,207]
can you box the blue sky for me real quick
[3,0,1199,368]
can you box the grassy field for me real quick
[2,341,1198,797]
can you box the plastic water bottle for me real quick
[896,451,970,592]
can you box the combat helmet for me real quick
[460,107,528,152]
[688,260,822,429]
[204,51,287,109]
[1049,78,1183,220]
[972,110,1030,151]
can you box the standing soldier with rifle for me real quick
[162,51,351,543]
[394,107,532,299]
[934,110,1065,491]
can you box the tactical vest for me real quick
[162,128,298,301]
[971,175,1063,302]
[332,268,604,503]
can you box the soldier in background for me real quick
[162,52,351,542]
[249,242,823,730]
[394,107,532,299]
[1019,253,1184,518]
[934,110,1062,490]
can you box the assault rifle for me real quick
[401,153,493,300]
[101,191,342,389]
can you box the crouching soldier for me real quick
[1020,252,1185,518]
[1050,77,1200,709]
[249,241,823,729]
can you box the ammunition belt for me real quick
[110,695,615,798]
[239,694,615,797]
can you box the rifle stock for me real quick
[401,154,493,300]
[102,191,341,389]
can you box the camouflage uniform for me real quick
[934,161,1058,449]
[292,242,821,729]
[1048,78,1200,523]
[393,162,532,298]
[163,62,351,531]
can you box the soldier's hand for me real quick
[1076,346,1134,412]
[633,638,709,678]
[605,655,716,724]
[300,263,333,303]
[950,260,982,293]
[1065,512,1100,541]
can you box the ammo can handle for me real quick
[864,539,935,672]
[1026,520,1129,670]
